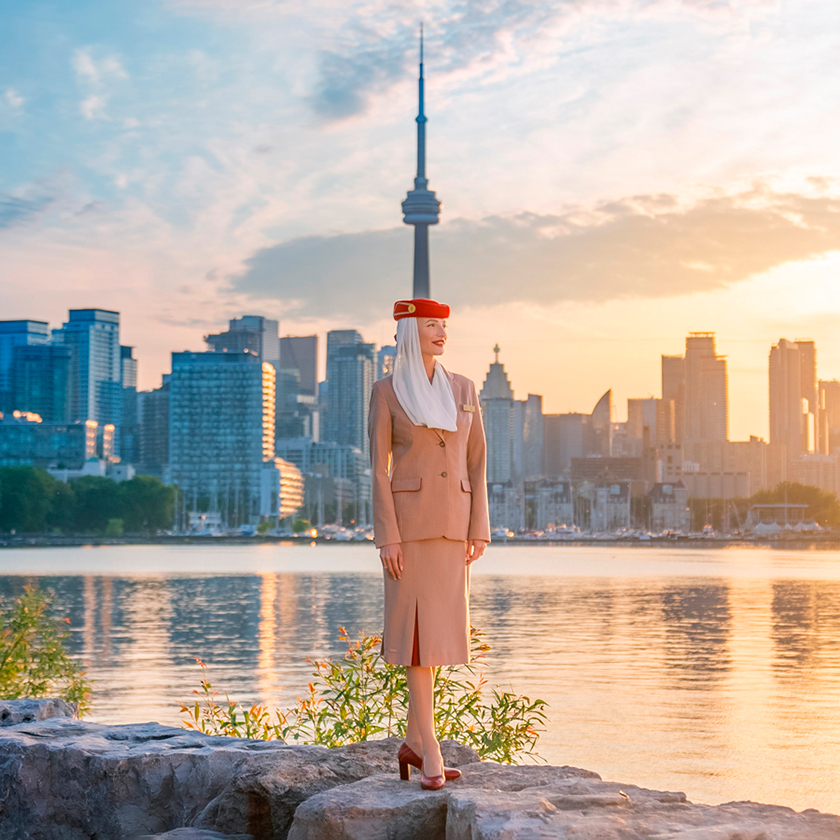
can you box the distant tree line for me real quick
[0,466,176,536]
[689,482,840,532]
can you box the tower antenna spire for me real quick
[402,21,441,298]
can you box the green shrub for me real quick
[105,518,124,537]
[0,586,91,715]
[291,517,312,533]
[180,627,547,763]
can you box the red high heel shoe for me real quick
[420,770,445,791]
[398,742,461,782]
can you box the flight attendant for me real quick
[368,297,491,790]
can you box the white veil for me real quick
[392,317,458,431]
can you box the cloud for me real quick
[230,185,840,319]
[80,94,108,120]
[306,0,778,120]
[4,89,24,109]
[72,49,128,84]
[0,193,55,229]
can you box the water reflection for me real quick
[1,545,840,815]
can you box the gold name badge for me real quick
[462,404,475,412]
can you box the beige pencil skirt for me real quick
[381,537,471,667]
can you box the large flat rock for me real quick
[288,764,840,840]
[286,763,602,840]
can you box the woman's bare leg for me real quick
[406,665,443,776]
[404,685,422,755]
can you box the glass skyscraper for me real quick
[169,351,276,524]
[0,320,50,413]
[54,309,122,428]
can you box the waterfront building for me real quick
[627,397,675,447]
[0,412,96,469]
[0,320,50,413]
[279,335,318,397]
[819,379,840,454]
[168,351,275,525]
[590,481,631,532]
[590,390,614,457]
[514,394,544,481]
[649,481,689,533]
[480,345,515,484]
[661,355,685,443]
[137,379,170,479]
[260,457,304,521]
[534,480,573,531]
[323,331,375,457]
[769,339,820,471]
[543,413,587,476]
[205,316,280,367]
[488,481,524,531]
[275,436,371,525]
[684,332,728,443]
[120,345,139,464]
[377,346,396,380]
[402,28,441,298]
[53,310,123,455]
[10,344,71,422]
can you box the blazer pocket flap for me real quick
[461,478,472,493]
[392,477,422,492]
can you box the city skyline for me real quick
[3,0,840,440]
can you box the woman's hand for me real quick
[380,543,403,580]
[466,539,488,566]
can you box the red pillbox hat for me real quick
[393,298,450,320]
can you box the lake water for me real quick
[2,542,840,815]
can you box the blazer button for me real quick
[440,471,448,477]
[439,440,446,447]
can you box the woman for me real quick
[368,297,491,790]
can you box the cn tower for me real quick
[401,25,441,299]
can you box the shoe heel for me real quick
[399,760,411,781]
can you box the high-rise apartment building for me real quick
[627,397,675,446]
[169,352,275,524]
[10,344,71,422]
[205,316,280,367]
[54,309,122,430]
[769,338,817,462]
[480,345,515,484]
[0,321,51,412]
[377,346,396,380]
[323,330,375,457]
[819,380,840,455]
[661,355,685,443]
[120,346,139,464]
[684,333,728,443]
[279,335,318,396]
[518,394,544,479]
[138,379,170,479]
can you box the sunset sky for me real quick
[2,0,839,440]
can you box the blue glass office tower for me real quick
[0,321,50,413]
[54,309,122,428]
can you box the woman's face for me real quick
[417,318,447,357]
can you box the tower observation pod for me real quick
[401,24,441,299]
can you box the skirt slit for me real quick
[410,601,420,666]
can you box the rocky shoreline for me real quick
[1,699,838,840]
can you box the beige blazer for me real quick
[368,368,492,549]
